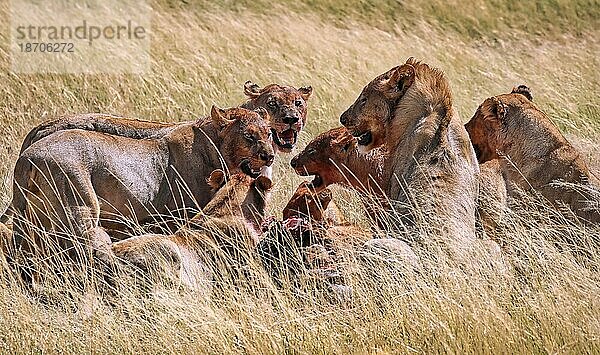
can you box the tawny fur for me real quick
[282,183,371,253]
[19,82,312,154]
[8,107,274,266]
[340,58,480,255]
[241,82,312,152]
[282,182,344,226]
[465,86,600,223]
[291,127,385,194]
[291,127,388,225]
[112,171,273,291]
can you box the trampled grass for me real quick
[0,1,599,353]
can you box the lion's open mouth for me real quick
[273,128,298,149]
[352,131,372,146]
[307,174,324,189]
[240,160,262,178]
[293,166,324,189]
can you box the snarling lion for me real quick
[290,127,385,194]
[465,85,600,223]
[19,81,312,154]
[340,58,480,254]
[290,127,388,225]
[6,106,274,270]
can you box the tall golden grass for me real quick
[0,1,599,353]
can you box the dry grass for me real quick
[0,1,599,353]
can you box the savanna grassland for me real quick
[0,0,599,353]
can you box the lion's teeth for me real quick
[260,166,273,179]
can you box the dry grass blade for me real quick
[0,1,599,353]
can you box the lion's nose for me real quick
[290,156,298,168]
[340,111,349,126]
[261,153,275,166]
[283,116,299,124]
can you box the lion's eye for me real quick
[307,148,317,156]
[244,133,255,142]
[295,100,303,107]
[267,101,277,108]
[360,97,367,105]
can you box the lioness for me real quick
[7,106,274,268]
[465,85,600,223]
[290,127,385,194]
[112,170,273,291]
[260,186,355,292]
[282,182,344,226]
[19,81,312,154]
[340,58,480,254]
[282,183,373,260]
[290,126,388,225]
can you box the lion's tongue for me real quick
[278,129,295,145]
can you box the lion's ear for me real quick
[511,85,533,101]
[206,169,226,190]
[254,107,270,122]
[385,64,415,97]
[255,176,273,191]
[484,97,507,123]
[211,105,234,130]
[378,64,415,98]
[244,81,262,98]
[298,86,313,101]
[332,130,356,148]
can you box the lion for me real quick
[290,127,388,225]
[282,182,344,226]
[340,57,480,255]
[281,182,372,268]
[278,183,419,288]
[260,181,365,290]
[112,170,273,292]
[241,81,312,152]
[290,127,385,194]
[19,81,312,154]
[465,85,600,223]
[6,106,274,274]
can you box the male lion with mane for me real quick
[465,85,600,224]
[340,58,479,256]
